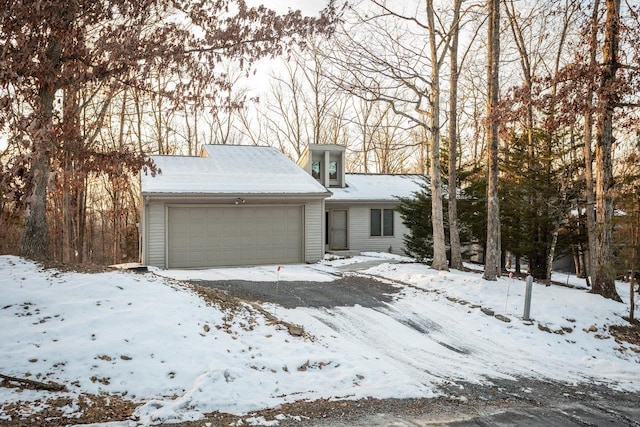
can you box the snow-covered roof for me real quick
[328,174,425,202]
[141,145,330,196]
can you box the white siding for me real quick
[304,199,324,262]
[346,205,408,255]
[145,201,166,268]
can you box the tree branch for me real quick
[0,373,67,392]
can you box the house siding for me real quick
[343,205,408,255]
[304,199,324,262]
[146,201,167,268]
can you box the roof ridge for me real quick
[345,172,427,176]
[203,144,274,148]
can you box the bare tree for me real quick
[583,0,600,288]
[503,0,579,280]
[592,0,622,301]
[447,0,463,270]
[370,106,416,173]
[1,0,339,260]
[483,0,501,280]
[148,73,179,155]
[197,65,249,147]
[258,40,350,160]
[424,0,449,271]
[347,98,379,173]
[263,61,308,157]
[325,1,481,270]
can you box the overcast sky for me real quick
[252,0,330,15]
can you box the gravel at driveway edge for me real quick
[170,377,640,426]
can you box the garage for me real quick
[141,145,329,268]
[167,205,303,268]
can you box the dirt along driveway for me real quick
[189,270,640,427]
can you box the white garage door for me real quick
[167,206,303,268]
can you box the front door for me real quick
[330,209,348,250]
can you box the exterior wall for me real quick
[143,200,167,268]
[304,199,324,263]
[328,203,408,255]
[142,196,325,268]
[297,149,310,173]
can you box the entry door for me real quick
[330,209,348,250]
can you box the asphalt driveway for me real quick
[188,266,640,427]
[191,273,401,309]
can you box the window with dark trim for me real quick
[370,209,394,237]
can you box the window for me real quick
[329,161,338,180]
[311,161,321,179]
[370,209,394,237]
[383,209,394,236]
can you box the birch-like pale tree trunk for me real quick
[447,0,463,270]
[483,0,501,280]
[426,0,448,271]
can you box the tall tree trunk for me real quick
[592,0,622,301]
[630,211,637,321]
[113,188,120,265]
[448,0,463,270]
[426,0,448,271]
[484,0,501,280]
[20,88,54,261]
[62,86,81,264]
[572,247,581,278]
[546,229,559,281]
[77,182,86,263]
[19,2,78,261]
[62,151,72,263]
[584,0,600,288]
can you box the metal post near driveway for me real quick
[275,265,281,315]
[505,272,513,314]
[523,275,533,321]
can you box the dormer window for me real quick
[312,161,321,179]
[297,144,346,188]
[329,161,338,180]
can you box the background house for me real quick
[141,144,422,268]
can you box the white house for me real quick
[140,144,423,268]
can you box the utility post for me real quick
[523,275,533,321]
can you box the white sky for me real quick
[1,253,638,424]
[252,0,330,15]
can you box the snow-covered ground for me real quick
[1,254,638,425]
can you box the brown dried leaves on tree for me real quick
[0,0,342,261]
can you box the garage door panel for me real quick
[168,206,303,268]
[223,250,240,264]
[204,218,223,233]
[171,236,189,250]
[206,248,224,257]
[238,235,254,246]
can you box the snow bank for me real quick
[1,254,638,425]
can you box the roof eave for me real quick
[326,198,401,204]
[142,191,331,200]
